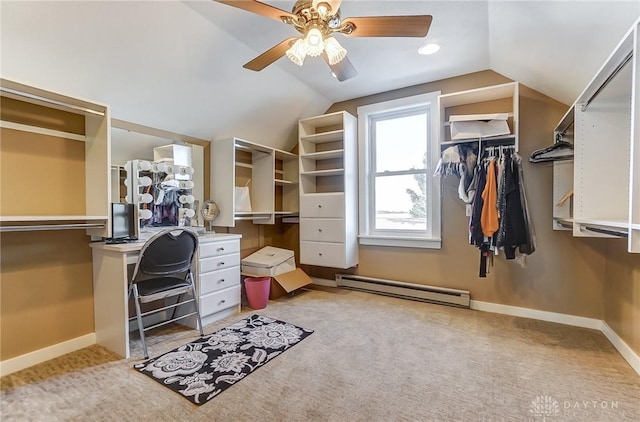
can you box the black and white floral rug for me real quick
[134,314,314,405]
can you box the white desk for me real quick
[90,233,242,358]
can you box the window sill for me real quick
[358,235,441,249]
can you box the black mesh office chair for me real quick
[128,228,204,358]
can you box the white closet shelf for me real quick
[234,212,273,221]
[274,179,297,185]
[572,218,630,229]
[439,82,518,107]
[300,149,344,160]
[0,120,86,142]
[300,129,344,144]
[274,149,297,160]
[440,134,516,146]
[300,169,344,177]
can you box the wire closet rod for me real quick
[581,51,633,112]
[0,86,105,117]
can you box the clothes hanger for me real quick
[529,139,573,163]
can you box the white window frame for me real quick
[357,91,441,249]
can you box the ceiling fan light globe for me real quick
[324,36,347,65]
[305,27,325,57]
[286,38,307,66]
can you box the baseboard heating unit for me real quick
[335,274,470,308]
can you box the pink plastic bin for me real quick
[244,276,271,310]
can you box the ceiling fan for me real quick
[215,0,432,81]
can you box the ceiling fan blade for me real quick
[322,53,357,82]
[340,15,433,37]
[243,38,296,71]
[312,0,342,15]
[215,0,295,22]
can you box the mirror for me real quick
[110,124,207,228]
[201,200,219,232]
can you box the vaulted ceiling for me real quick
[1,1,639,154]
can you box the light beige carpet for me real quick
[2,287,639,421]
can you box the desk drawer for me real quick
[200,239,240,258]
[200,266,240,295]
[300,193,344,218]
[200,285,241,317]
[300,218,344,242]
[200,253,240,273]
[300,241,346,268]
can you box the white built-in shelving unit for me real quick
[298,111,358,269]
[210,137,298,227]
[0,78,110,236]
[437,81,519,151]
[552,17,640,253]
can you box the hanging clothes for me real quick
[480,159,499,237]
[466,146,535,276]
[495,152,528,259]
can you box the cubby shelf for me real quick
[211,137,299,227]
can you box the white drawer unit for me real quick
[199,239,240,258]
[200,253,241,273]
[300,193,345,218]
[199,266,241,296]
[195,234,242,326]
[199,285,242,324]
[299,218,345,243]
[299,111,358,268]
[300,241,348,268]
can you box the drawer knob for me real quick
[318,253,323,256]
[218,262,225,266]
[318,204,322,208]
[218,278,225,283]
[217,247,225,252]
[219,299,226,304]
[318,228,322,232]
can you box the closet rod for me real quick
[0,223,104,232]
[581,51,633,112]
[581,225,628,238]
[0,87,105,117]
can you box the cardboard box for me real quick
[449,113,510,140]
[269,268,314,299]
[241,246,296,276]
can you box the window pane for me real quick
[374,113,427,172]
[374,173,427,231]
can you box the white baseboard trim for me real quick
[601,321,640,376]
[311,277,337,287]
[471,300,640,376]
[0,333,96,377]
[470,300,602,329]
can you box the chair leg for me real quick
[188,273,205,337]
[132,284,149,359]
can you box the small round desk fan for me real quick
[201,200,219,232]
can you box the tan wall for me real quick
[0,100,96,360]
[1,231,94,360]
[301,70,608,319]
[603,239,640,355]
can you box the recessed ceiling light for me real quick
[418,43,440,55]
